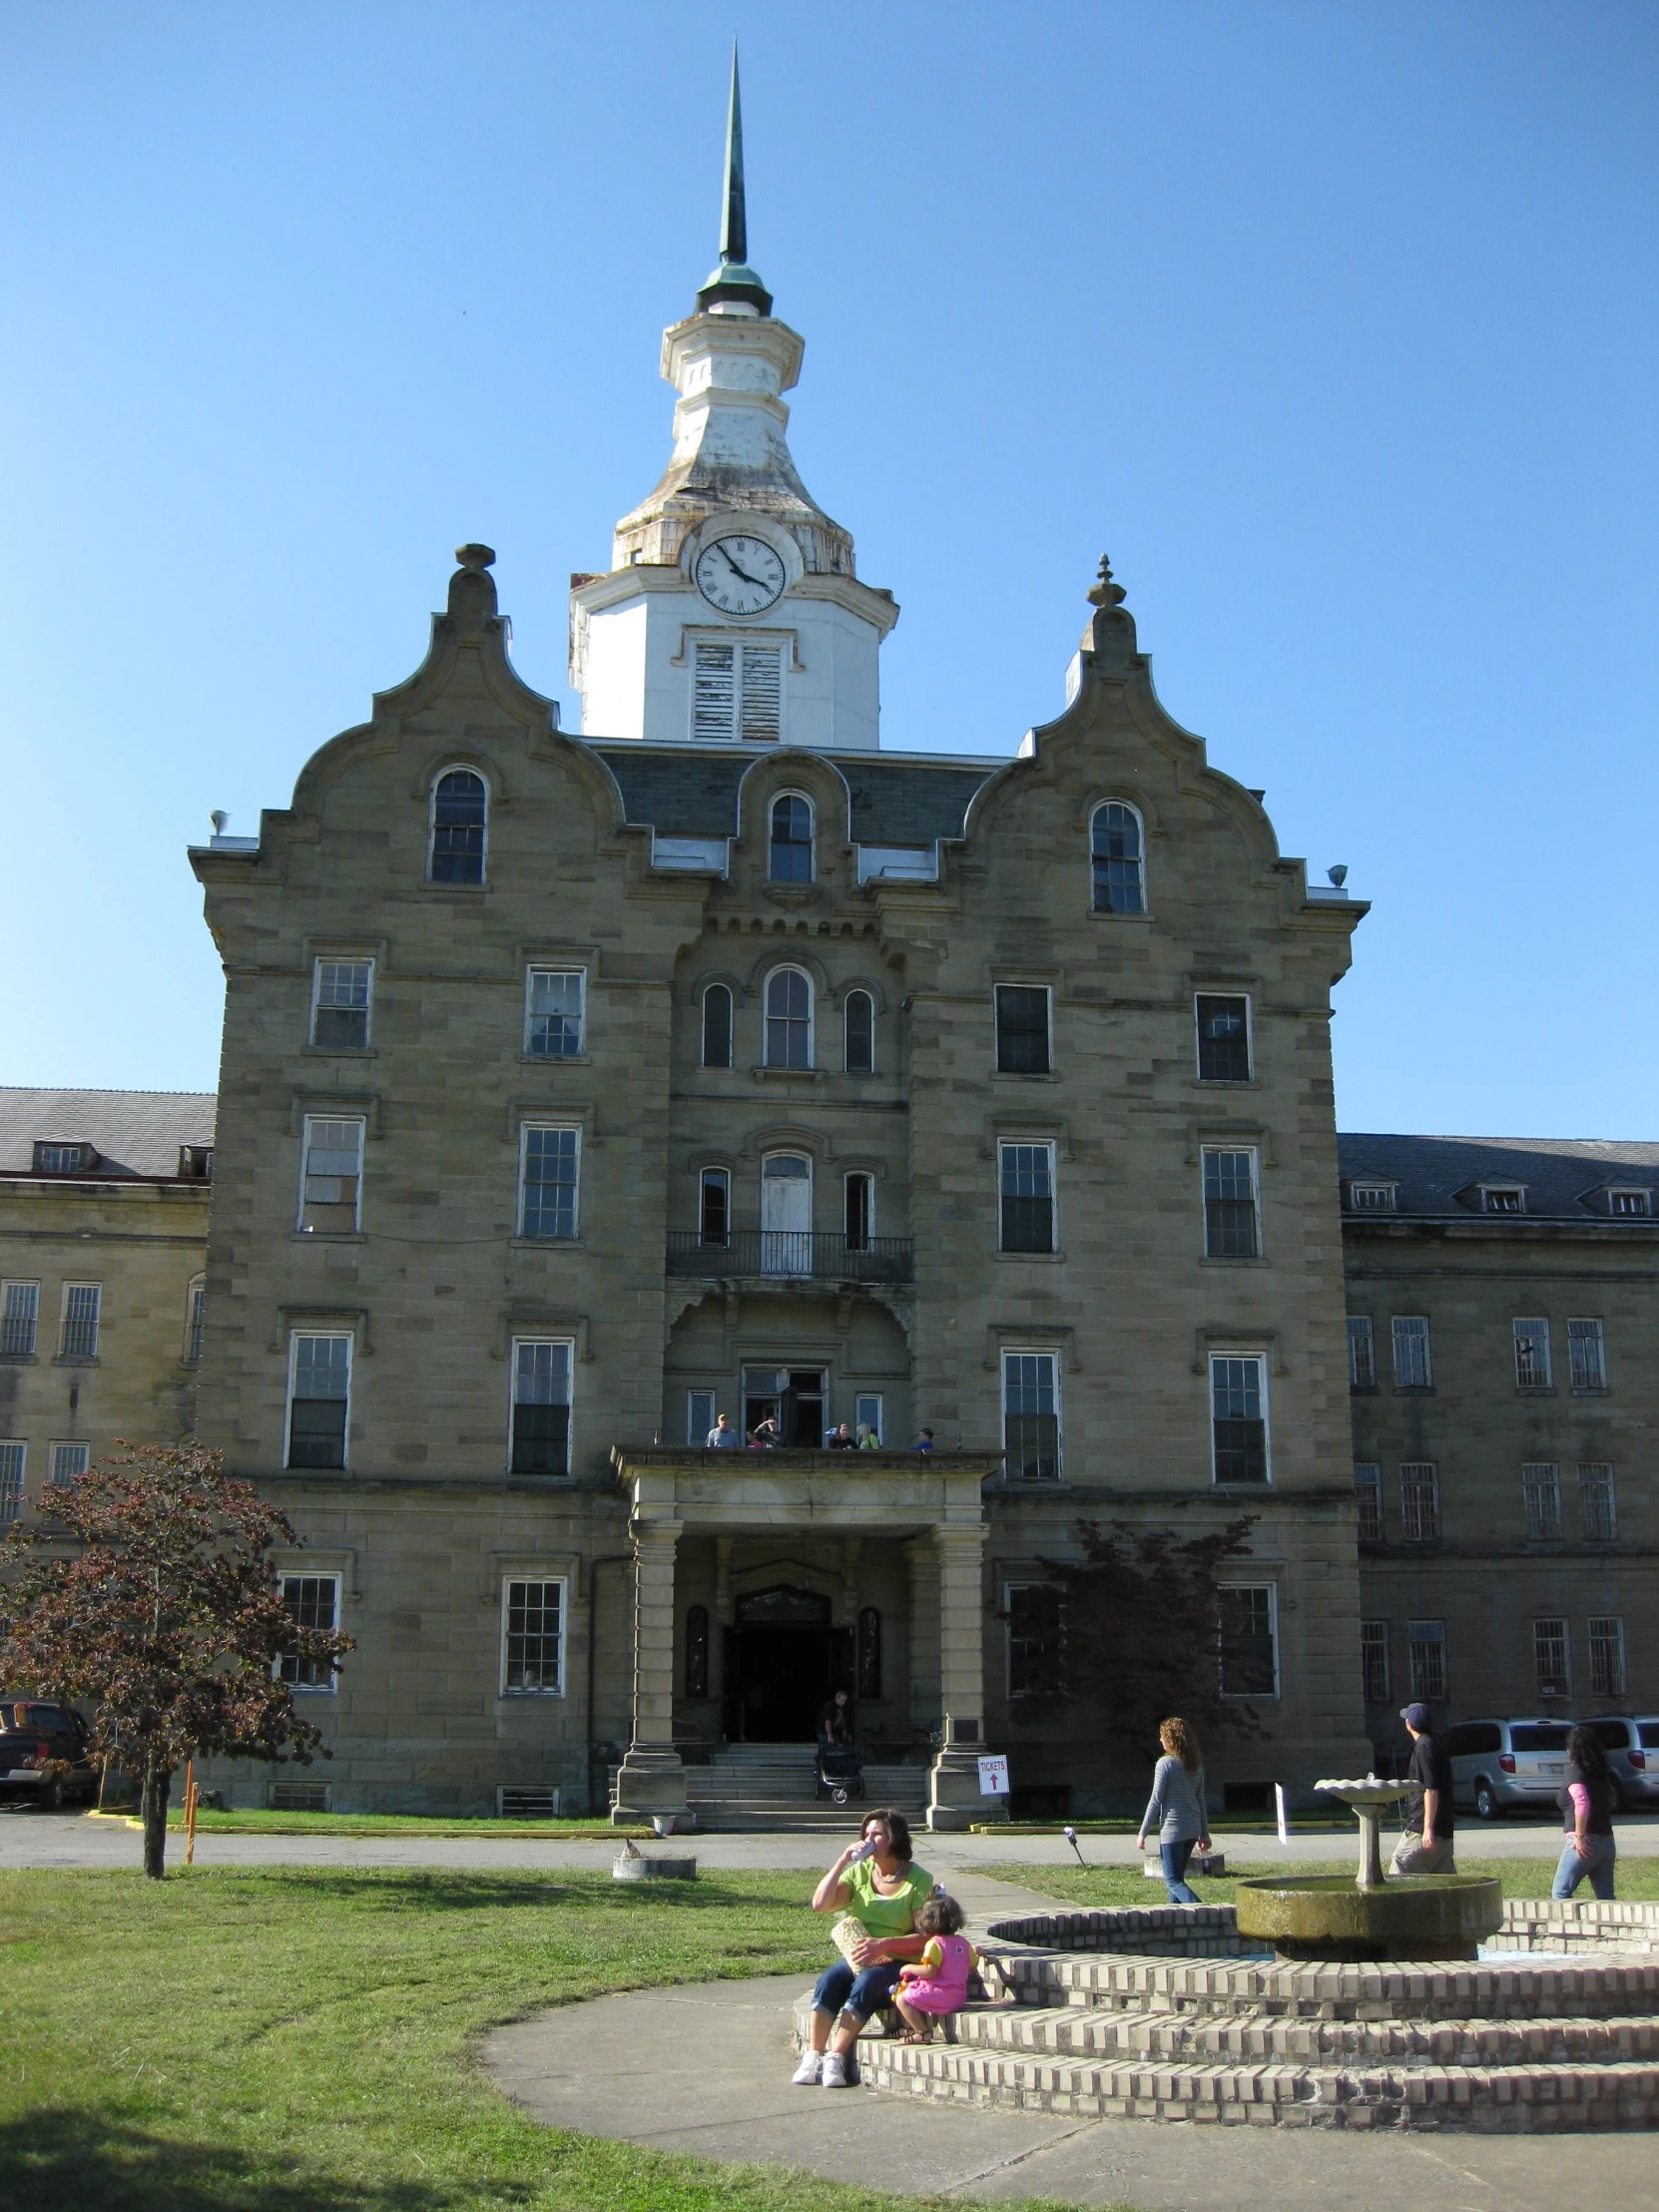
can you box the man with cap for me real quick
[1390,1701,1456,1875]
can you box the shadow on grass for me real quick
[242,1866,812,1917]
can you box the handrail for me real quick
[665,1230,914,1284]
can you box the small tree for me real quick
[0,1441,352,1878]
[1040,1516,1269,1768]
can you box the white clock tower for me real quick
[569,52,898,752]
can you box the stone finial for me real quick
[1086,554,1126,609]
[447,545,499,632]
[455,544,496,571]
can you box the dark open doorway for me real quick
[722,1584,852,1742]
[742,1367,827,1446]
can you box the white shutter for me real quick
[693,643,737,742]
[738,645,782,743]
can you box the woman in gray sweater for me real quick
[1136,1717,1211,1903]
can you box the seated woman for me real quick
[792,1809,930,2088]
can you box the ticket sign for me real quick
[977,1755,1010,1797]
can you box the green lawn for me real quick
[0,1867,1091,2212]
[93,1808,650,1841]
[980,1856,1659,1906]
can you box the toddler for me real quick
[891,1893,976,2042]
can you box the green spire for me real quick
[696,42,773,316]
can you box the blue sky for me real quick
[2,3,1653,1135]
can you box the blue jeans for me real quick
[1552,1834,1616,1901]
[812,1956,903,2024]
[1161,1837,1200,1905]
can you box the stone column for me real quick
[903,1535,938,1742]
[611,1517,690,1827]
[926,1521,1005,1830]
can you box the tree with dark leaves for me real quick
[0,1441,352,1877]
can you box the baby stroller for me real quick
[815,1740,865,1806]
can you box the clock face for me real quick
[693,534,787,616]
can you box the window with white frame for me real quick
[428,768,487,884]
[1090,801,1146,914]
[1391,1315,1432,1388]
[768,794,813,880]
[1578,1462,1617,1541]
[1568,1318,1607,1390]
[843,1171,873,1252]
[286,1335,351,1470]
[0,1281,39,1358]
[1002,1352,1060,1480]
[1589,1616,1626,1699]
[277,1573,340,1690]
[1005,1582,1065,1698]
[60,1284,101,1360]
[1347,1315,1376,1389]
[518,1126,579,1240]
[692,639,782,744]
[1481,1185,1524,1214]
[1195,994,1252,1082]
[1202,1147,1260,1259]
[185,1279,206,1365]
[524,968,586,1059]
[1220,1585,1279,1696]
[1360,1621,1390,1704]
[501,1577,565,1694]
[764,967,812,1068]
[701,982,734,1069]
[853,1392,883,1444]
[0,1441,23,1522]
[50,1442,90,1482]
[843,989,874,1074]
[1348,1182,1396,1211]
[1522,1463,1562,1541]
[1533,1617,1570,1700]
[1513,1317,1551,1388]
[687,1388,717,1445]
[994,985,1051,1075]
[1211,1355,1269,1484]
[509,1340,572,1476]
[1610,1187,1651,1218]
[1400,1462,1439,1542]
[699,1166,730,1248]
[1354,1463,1383,1542]
[1408,1619,1446,1702]
[298,1118,364,1235]
[309,959,373,1050]
[998,1141,1055,1253]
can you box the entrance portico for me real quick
[610,1446,1008,1830]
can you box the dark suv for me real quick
[0,1698,98,1810]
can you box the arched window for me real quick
[701,983,733,1069]
[1091,801,1145,914]
[843,989,874,1074]
[429,769,487,884]
[769,794,814,882]
[685,1604,710,1700]
[764,967,812,1068]
[857,1606,882,1700]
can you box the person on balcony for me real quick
[706,1413,739,1449]
[748,1415,781,1448]
[826,1423,855,1449]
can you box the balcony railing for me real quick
[666,1231,914,1284]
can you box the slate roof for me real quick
[588,744,1000,845]
[0,1088,217,1179]
[1338,1133,1659,1223]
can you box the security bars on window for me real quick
[1568,1318,1607,1390]
[1578,1463,1617,1541]
[1513,1318,1551,1388]
[1533,1617,1570,1700]
[1360,1621,1390,1704]
[1400,1462,1439,1542]
[1408,1620,1446,1703]
[60,1285,101,1360]
[1522,1463,1562,1542]
[0,1282,38,1358]
[1391,1316,1432,1388]
[1354,1463,1382,1542]
[1589,1616,1626,1699]
[1346,1315,1376,1388]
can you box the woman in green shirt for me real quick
[791,1808,932,2087]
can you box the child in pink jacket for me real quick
[891,1893,976,2042]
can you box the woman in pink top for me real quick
[892,1893,977,2042]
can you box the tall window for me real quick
[1533,1617,1570,1700]
[1005,1583,1065,1697]
[699,1167,730,1248]
[686,1389,716,1445]
[428,768,487,884]
[1211,1355,1268,1483]
[60,1285,101,1360]
[518,1127,579,1240]
[298,1118,364,1235]
[692,639,782,743]
[1513,1317,1552,1388]
[1196,994,1251,1082]
[1,1282,39,1358]
[994,986,1051,1074]
[701,983,734,1069]
[1578,1463,1617,1542]
[286,1335,351,1469]
[764,968,812,1068]
[1354,1463,1382,1542]
[998,1141,1055,1253]
[1220,1586,1278,1696]
[1202,1148,1260,1259]
[1400,1462,1440,1543]
[1408,1619,1446,1702]
[1090,801,1145,914]
[769,795,814,881]
[1568,1318,1607,1390]
[0,1441,23,1523]
[1347,1316,1376,1389]
[277,1573,340,1691]
[1589,1616,1626,1699]
[857,1605,882,1698]
[510,1341,572,1475]
[525,969,585,1058]
[1391,1316,1432,1388]
[854,1391,883,1442]
[1522,1463,1562,1541]
[843,990,874,1074]
[1360,1621,1390,1704]
[1003,1352,1059,1480]
[501,1579,564,1694]
[186,1280,206,1366]
[844,1172,873,1251]
[309,959,373,1049]
[685,1605,710,1700]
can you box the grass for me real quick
[980,1856,1659,1907]
[0,1866,1097,2212]
[91,1809,650,1841]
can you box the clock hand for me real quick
[719,545,767,588]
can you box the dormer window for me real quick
[1348,1182,1396,1212]
[768,795,814,881]
[178,1146,214,1180]
[1481,1185,1525,1214]
[1610,1188,1651,1218]
[428,769,487,884]
[693,640,782,744]
[33,1142,94,1176]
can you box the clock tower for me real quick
[569,50,898,751]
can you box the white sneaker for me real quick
[791,2050,823,2085]
[821,2050,849,2088]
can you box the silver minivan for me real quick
[1443,1717,1572,1820]
[1577,1716,1659,1810]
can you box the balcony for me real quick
[665,1231,914,1285]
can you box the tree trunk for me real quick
[141,1754,172,1880]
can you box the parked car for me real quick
[1575,1716,1659,1811]
[1442,1717,1573,1820]
[0,1698,98,1810]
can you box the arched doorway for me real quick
[723,1584,852,1743]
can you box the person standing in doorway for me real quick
[1135,1717,1211,1904]
[1390,1702,1456,1874]
[1552,1725,1617,1900]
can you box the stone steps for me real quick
[683,1755,928,1829]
